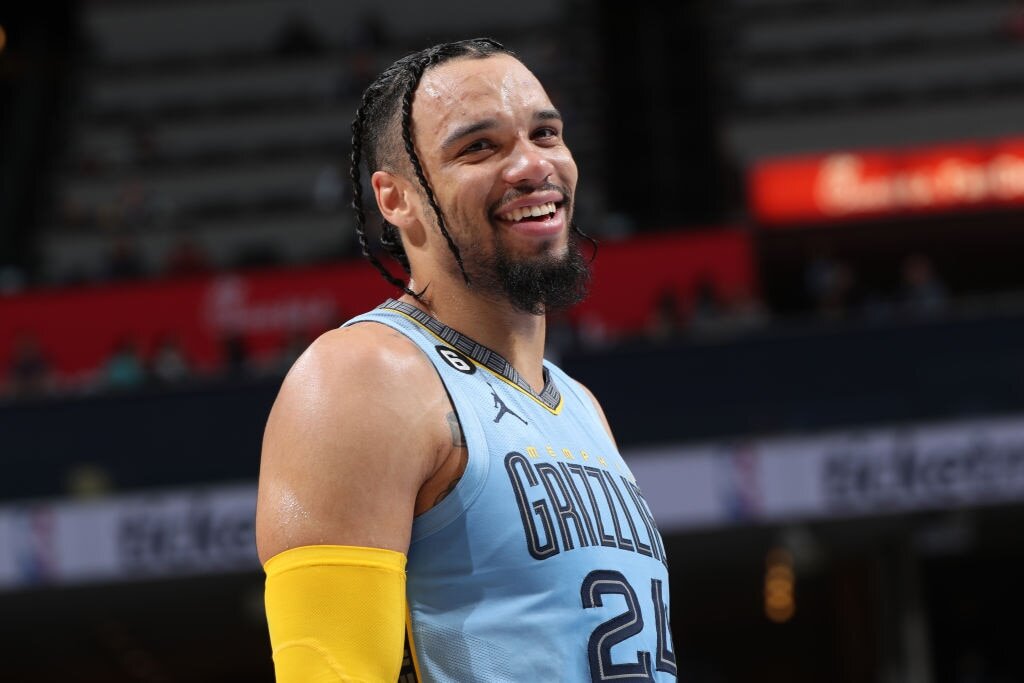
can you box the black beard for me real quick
[481,228,591,315]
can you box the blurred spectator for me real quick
[221,333,250,378]
[164,237,211,278]
[7,333,54,398]
[727,285,770,327]
[312,163,346,212]
[105,236,146,281]
[688,280,771,339]
[901,253,947,317]
[0,265,26,295]
[149,335,192,385]
[713,285,771,337]
[805,251,856,320]
[102,339,146,390]
[689,279,721,328]
[647,288,685,343]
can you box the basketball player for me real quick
[256,38,676,682]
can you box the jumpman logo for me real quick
[488,383,528,425]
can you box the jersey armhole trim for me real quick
[544,361,618,453]
[342,314,489,543]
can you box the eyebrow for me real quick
[440,108,563,152]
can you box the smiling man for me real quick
[256,38,676,682]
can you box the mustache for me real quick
[489,182,572,216]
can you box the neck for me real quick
[401,283,547,393]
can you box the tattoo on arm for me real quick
[446,411,466,448]
[433,476,463,506]
[433,411,467,506]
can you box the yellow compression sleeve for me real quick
[263,544,407,683]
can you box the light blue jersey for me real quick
[345,300,676,682]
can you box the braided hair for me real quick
[350,38,596,295]
[349,38,510,294]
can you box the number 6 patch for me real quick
[435,345,476,374]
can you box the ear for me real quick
[371,171,425,245]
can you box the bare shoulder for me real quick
[575,380,618,448]
[281,322,440,407]
[255,322,448,563]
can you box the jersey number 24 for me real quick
[581,569,677,681]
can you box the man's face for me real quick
[409,54,588,313]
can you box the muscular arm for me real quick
[257,324,445,556]
[255,323,452,681]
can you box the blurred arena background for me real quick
[2,0,1024,680]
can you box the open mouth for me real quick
[496,201,561,223]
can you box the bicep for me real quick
[255,331,440,564]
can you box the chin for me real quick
[526,238,562,258]
[515,232,569,259]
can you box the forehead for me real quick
[413,54,553,140]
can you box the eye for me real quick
[459,139,494,156]
[532,126,561,143]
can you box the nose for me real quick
[501,137,555,187]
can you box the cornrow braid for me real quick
[572,218,599,264]
[349,38,514,295]
[399,54,469,284]
[349,87,412,295]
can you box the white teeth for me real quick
[500,201,557,222]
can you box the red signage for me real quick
[0,229,756,380]
[749,137,1024,226]
[0,263,395,378]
